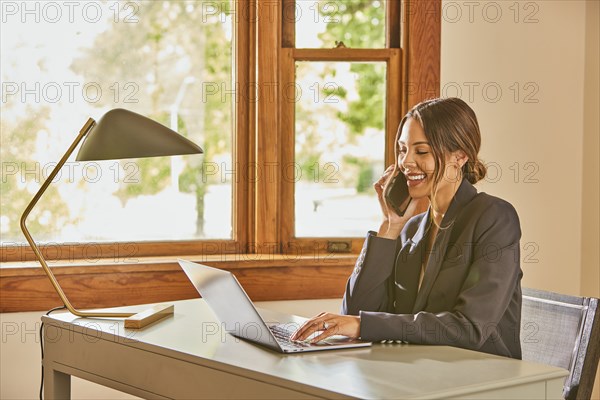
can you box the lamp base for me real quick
[124,304,174,329]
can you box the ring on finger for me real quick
[323,322,330,330]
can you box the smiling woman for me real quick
[393,97,488,227]
[292,98,524,360]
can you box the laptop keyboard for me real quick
[269,325,310,349]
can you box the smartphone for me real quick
[384,172,412,216]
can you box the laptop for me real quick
[178,259,372,353]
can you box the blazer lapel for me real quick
[392,209,429,313]
[412,179,478,312]
[408,207,429,251]
[412,221,456,312]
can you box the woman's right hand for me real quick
[373,165,429,238]
[373,165,396,224]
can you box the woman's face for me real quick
[397,117,463,201]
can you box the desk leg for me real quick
[44,366,71,400]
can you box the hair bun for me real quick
[464,159,487,184]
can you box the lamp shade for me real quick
[76,108,203,161]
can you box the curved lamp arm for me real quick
[20,118,134,319]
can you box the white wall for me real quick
[581,0,600,299]
[441,0,598,297]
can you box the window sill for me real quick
[0,254,357,312]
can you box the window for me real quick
[272,0,403,254]
[0,0,440,312]
[1,0,245,260]
[255,0,441,256]
[292,61,387,238]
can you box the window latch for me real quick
[327,241,352,253]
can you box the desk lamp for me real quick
[20,108,203,328]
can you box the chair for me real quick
[520,287,600,400]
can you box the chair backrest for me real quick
[521,287,600,400]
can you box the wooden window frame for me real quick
[1,0,253,265]
[0,0,440,312]
[279,48,401,254]
[259,0,441,254]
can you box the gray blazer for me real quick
[342,178,523,359]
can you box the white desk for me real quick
[41,299,568,399]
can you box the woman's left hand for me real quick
[290,312,360,343]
